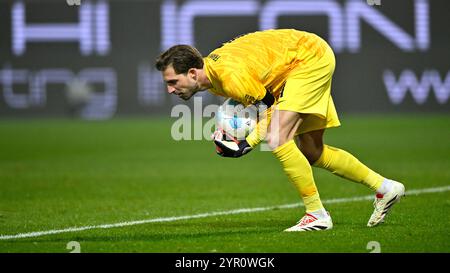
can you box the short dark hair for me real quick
[155,45,204,74]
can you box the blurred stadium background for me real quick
[0,0,449,253]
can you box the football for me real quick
[215,98,258,140]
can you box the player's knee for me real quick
[266,133,280,151]
[299,144,323,164]
[297,130,325,164]
[267,132,289,151]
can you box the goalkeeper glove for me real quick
[212,129,253,158]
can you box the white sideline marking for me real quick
[1,185,449,240]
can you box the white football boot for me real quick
[367,180,405,227]
[284,213,333,232]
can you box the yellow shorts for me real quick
[276,43,341,135]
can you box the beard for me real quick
[183,82,203,100]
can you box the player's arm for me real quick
[213,69,270,157]
[214,103,273,157]
[245,104,274,148]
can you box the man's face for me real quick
[162,65,199,100]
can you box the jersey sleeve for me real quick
[218,64,267,106]
[245,105,274,148]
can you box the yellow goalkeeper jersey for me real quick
[203,29,328,106]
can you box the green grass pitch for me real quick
[0,114,449,253]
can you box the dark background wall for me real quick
[0,0,449,119]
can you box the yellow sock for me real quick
[313,145,384,191]
[273,140,324,212]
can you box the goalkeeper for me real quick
[155,29,405,231]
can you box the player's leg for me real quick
[267,109,332,232]
[297,129,384,191]
[269,40,336,231]
[296,129,406,227]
